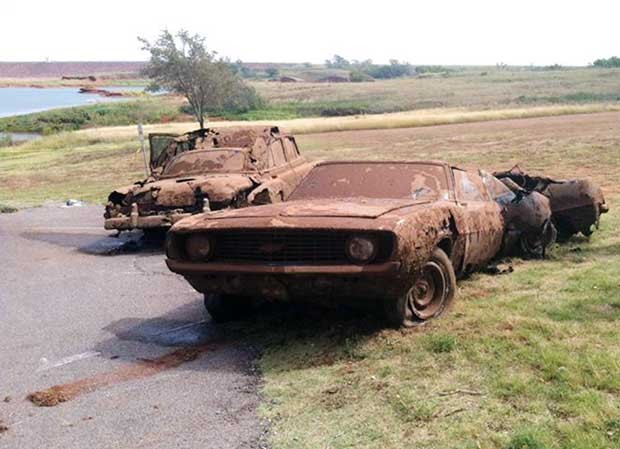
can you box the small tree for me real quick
[266,67,279,79]
[140,30,242,128]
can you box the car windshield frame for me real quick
[160,149,251,178]
[288,161,450,201]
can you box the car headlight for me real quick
[184,234,213,261]
[345,235,378,264]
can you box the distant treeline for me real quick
[325,55,415,80]
[592,56,620,68]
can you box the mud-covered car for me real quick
[166,160,537,327]
[493,166,609,241]
[481,172,556,258]
[104,126,314,233]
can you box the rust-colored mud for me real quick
[105,126,315,232]
[167,161,507,328]
[27,345,212,407]
[494,165,608,239]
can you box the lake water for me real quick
[0,86,145,118]
[0,86,146,144]
[0,131,42,143]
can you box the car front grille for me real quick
[211,230,350,264]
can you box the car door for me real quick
[148,133,178,170]
[452,168,504,269]
[265,138,298,199]
[283,136,314,182]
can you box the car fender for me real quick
[247,179,287,205]
[393,208,458,276]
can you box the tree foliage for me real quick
[325,55,413,79]
[139,30,260,128]
[266,67,280,78]
[592,56,620,68]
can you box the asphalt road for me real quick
[0,204,266,449]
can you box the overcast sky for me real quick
[2,0,619,65]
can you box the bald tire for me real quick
[204,294,248,323]
[385,248,456,328]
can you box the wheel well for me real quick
[437,238,452,257]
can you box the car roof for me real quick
[312,160,452,169]
[311,160,484,175]
[171,148,251,157]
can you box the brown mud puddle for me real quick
[27,344,214,407]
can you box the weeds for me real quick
[0,204,18,213]
[423,333,457,353]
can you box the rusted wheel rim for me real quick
[520,233,543,256]
[407,261,447,320]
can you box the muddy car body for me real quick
[493,166,609,240]
[166,161,527,327]
[481,172,556,258]
[104,126,314,232]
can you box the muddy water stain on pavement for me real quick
[27,344,218,407]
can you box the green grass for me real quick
[0,97,186,134]
[252,208,620,449]
[0,132,147,205]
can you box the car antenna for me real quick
[138,123,149,177]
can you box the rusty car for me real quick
[164,160,557,327]
[104,126,314,235]
[481,171,556,258]
[493,165,609,241]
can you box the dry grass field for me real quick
[253,68,620,112]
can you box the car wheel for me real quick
[553,218,574,243]
[385,248,456,328]
[142,228,168,243]
[581,203,600,236]
[203,294,249,323]
[519,220,556,259]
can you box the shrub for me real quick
[349,70,374,82]
[592,56,620,68]
[219,83,265,113]
[366,60,414,79]
[266,67,279,78]
[0,135,12,147]
[0,204,18,213]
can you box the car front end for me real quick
[166,222,408,306]
[163,193,451,307]
[104,173,255,232]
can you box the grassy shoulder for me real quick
[256,208,620,448]
[2,107,619,207]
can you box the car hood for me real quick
[172,198,440,233]
[209,198,430,219]
[113,174,255,207]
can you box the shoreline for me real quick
[0,77,147,88]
